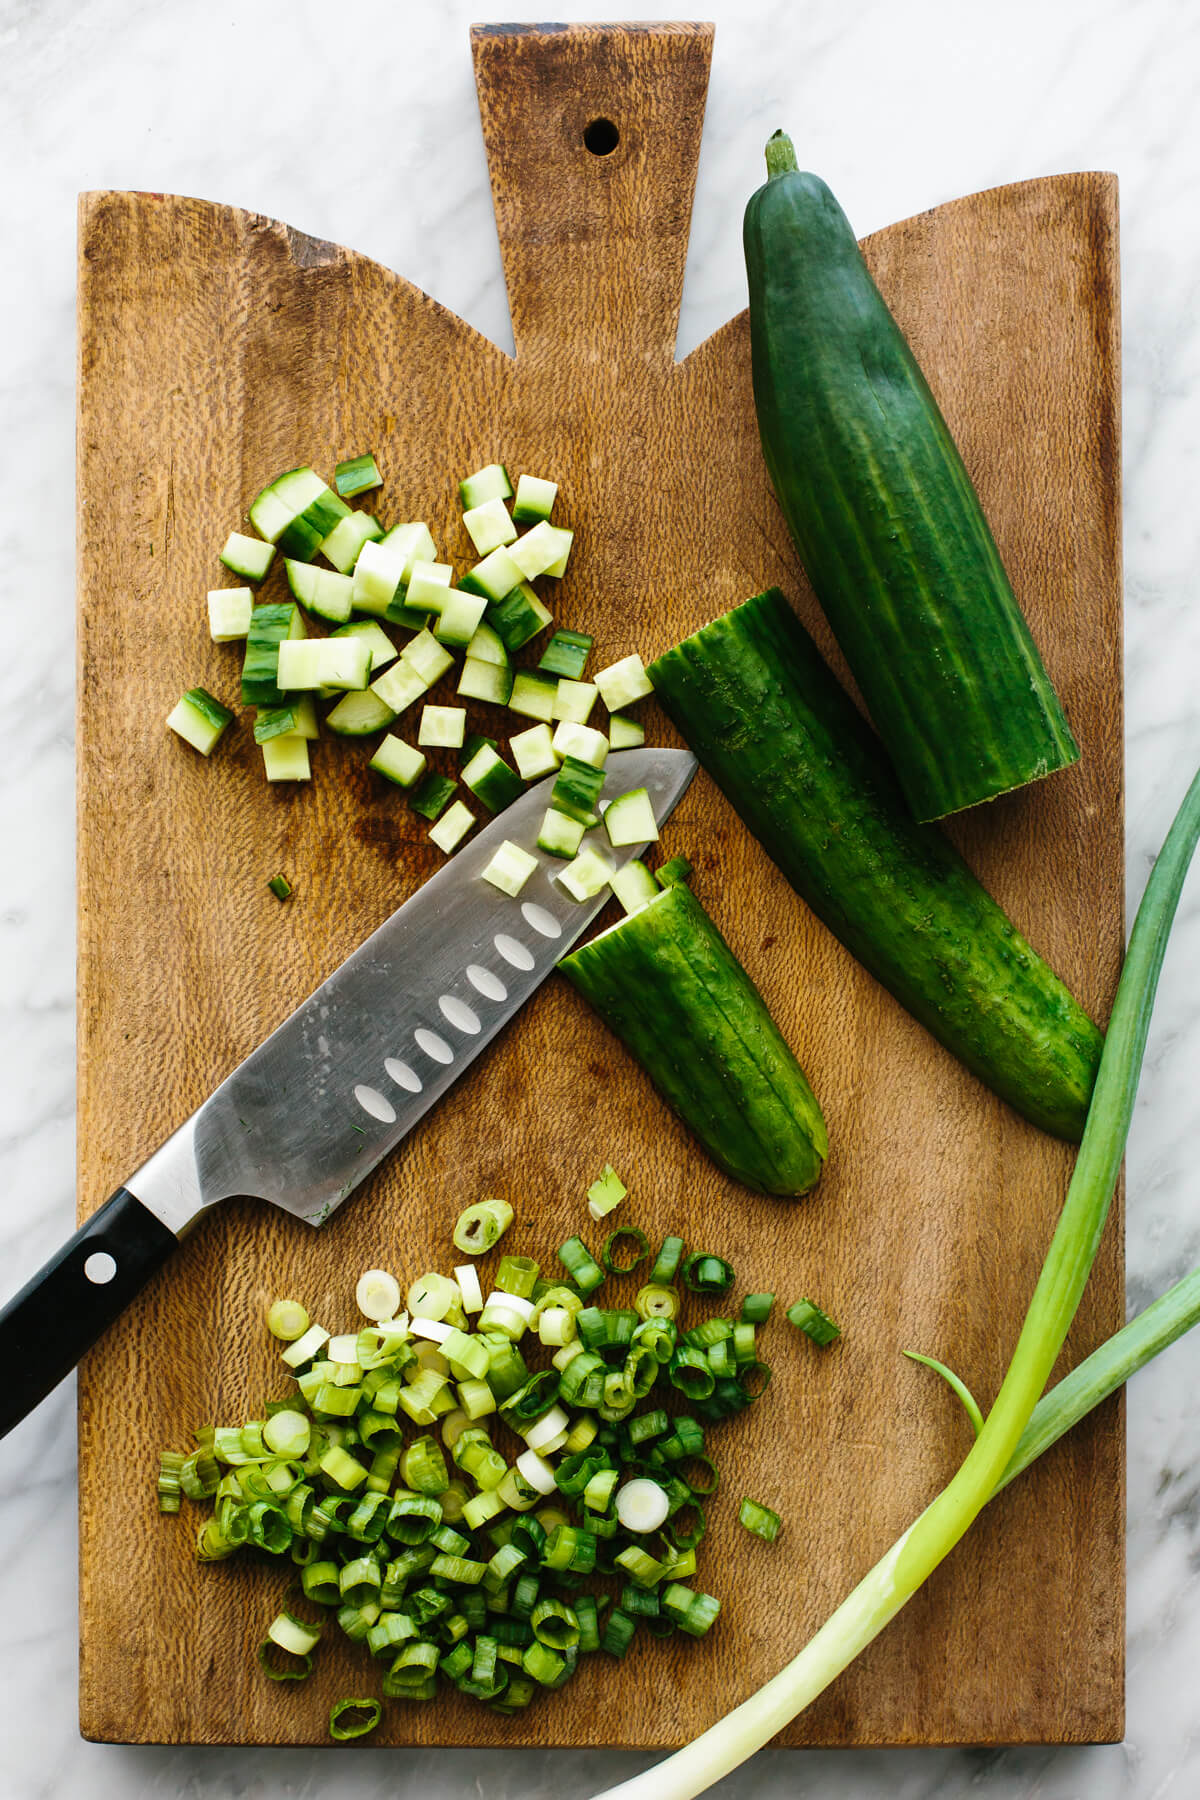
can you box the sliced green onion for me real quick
[786,1297,840,1346]
[635,1284,679,1322]
[266,1299,310,1342]
[738,1498,782,1543]
[680,1454,719,1498]
[682,1254,735,1296]
[497,1254,540,1299]
[601,1607,637,1658]
[157,1450,184,1513]
[557,1235,606,1295]
[587,1163,627,1222]
[649,1236,685,1285]
[669,1348,715,1400]
[355,1268,402,1322]
[654,855,693,889]
[616,1477,670,1534]
[453,1199,514,1255]
[602,1227,650,1276]
[329,1696,382,1740]
[740,1293,773,1325]
[257,1640,313,1681]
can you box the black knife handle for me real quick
[0,1188,178,1440]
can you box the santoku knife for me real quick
[0,747,697,1438]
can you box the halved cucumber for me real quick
[560,881,828,1196]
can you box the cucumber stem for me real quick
[764,130,799,178]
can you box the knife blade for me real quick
[0,746,697,1437]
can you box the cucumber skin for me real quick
[648,589,1103,1142]
[560,881,828,1199]
[744,166,1079,822]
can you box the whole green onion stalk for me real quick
[590,765,1200,1800]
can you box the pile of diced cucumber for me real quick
[168,455,662,890]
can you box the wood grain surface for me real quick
[75,20,1124,1750]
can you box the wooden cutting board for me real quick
[75,21,1123,1750]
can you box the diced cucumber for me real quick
[331,619,397,672]
[408,772,458,821]
[407,562,454,613]
[352,523,436,616]
[242,602,305,707]
[463,734,500,762]
[254,696,319,743]
[538,628,591,679]
[510,724,559,781]
[418,705,467,749]
[512,474,557,524]
[465,622,510,667]
[603,787,658,848]
[429,799,476,855]
[481,840,539,896]
[285,559,354,625]
[248,467,329,549]
[462,495,517,556]
[334,453,382,499]
[537,808,586,859]
[369,734,427,788]
[277,637,371,692]
[608,713,645,750]
[261,734,311,781]
[166,687,234,756]
[208,587,253,642]
[486,583,553,654]
[595,653,653,711]
[220,531,275,583]
[384,603,431,633]
[610,859,659,914]
[509,672,559,723]
[512,521,573,581]
[459,463,513,510]
[326,689,397,737]
[371,659,428,717]
[551,755,605,825]
[401,628,454,688]
[321,511,382,574]
[556,846,613,902]
[457,658,514,706]
[551,721,607,768]
[462,744,523,813]
[460,545,525,602]
[552,679,598,724]
[434,589,489,648]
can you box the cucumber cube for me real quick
[610,860,660,915]
[407,561,454,613]
[459,463,513,510]
[457,658,515,706]
[334,453,382,499]
[462,744,523,813]
[409,772,459,821]
[369,734,427,788]
[462,495,517,556]
[465,622,510,668]
[460,545,525,602]
[370,659,428,716]
[418,705,467,750]
[608,713,645,750]
[509,672,559,723]
[512,474,557,524]
[331,619,397,672]
[166,687,234,756]
[208,587,253,642]
[551,722,608,768]
[429,799,476,855]
[220,531,275,583]
[261,734,311,781]
[510,723,559,782]
[326,689,397,736]
[556,847,613,902]
[594,653,653,711]
[552,679,598,724]
[434,589,489,648]
[511,522,573,581]
[537,808,586,859]
[486,584,553,652]
[321,511,382,574]
[481,840,539,897]
[401,628,455,688]
[603,787,658,848]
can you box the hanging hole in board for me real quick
[584,118,620,157]
[84,1251,117,1285]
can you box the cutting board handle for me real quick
[472,21,713,369]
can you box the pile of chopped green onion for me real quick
[157,1195,811,1737]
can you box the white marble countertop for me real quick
[4,0,1200,1794]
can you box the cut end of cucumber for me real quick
[457,658,515,707]
[462,495,518,557]
[537,808,587,859]
[608,713,646,750]
[556,847,613,903]
[458,463,513,511]
[208,587,253,643]
[418,704,467,750]
[326,688,397,737]
[512,473,557,525]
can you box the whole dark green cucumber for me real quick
[648,589,1102,1141]
[744,132,1079,822]
[559,879,828,1197]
